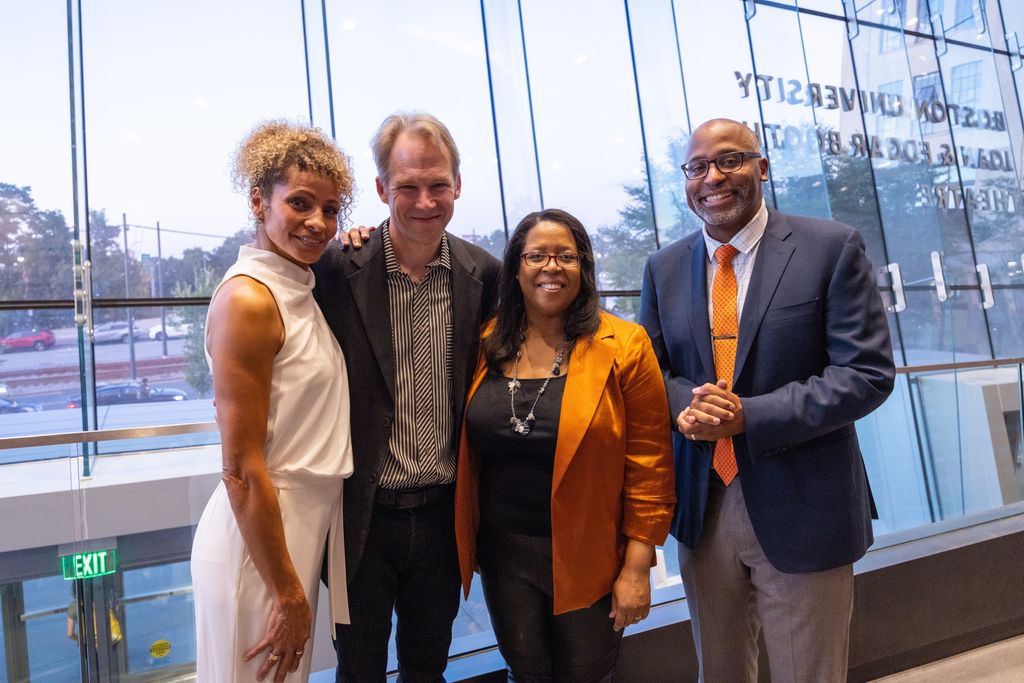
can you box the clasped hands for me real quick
[677,379,744,441]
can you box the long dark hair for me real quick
[483,208,601,373]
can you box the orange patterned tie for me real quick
[711,244,739,485]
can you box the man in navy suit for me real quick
[639,118,895,682]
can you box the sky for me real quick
[1,0,1020,260]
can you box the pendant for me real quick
[507,378,521,394]
[510,417,534,435]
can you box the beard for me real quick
[691,185,752,227]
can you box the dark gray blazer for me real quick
[312,229,500,580]
[640,209,895,573]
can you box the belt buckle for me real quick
[394,491,424,510]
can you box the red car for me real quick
[0,329,56,352]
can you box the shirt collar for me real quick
[381,219,452,274]
[701,199,768,258]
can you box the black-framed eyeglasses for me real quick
[681,151,761,180]
[520,252,583,268]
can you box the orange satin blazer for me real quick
[455,311,675,614]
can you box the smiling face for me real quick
[684,120,769,242]
[376,131,461,252]
[516,220,583,326]
[251,168,340,268]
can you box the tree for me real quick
[0,183,74,333]
[208,229,254,280]
[173,271,218,398]
[588,149,694,318]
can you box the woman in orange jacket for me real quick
[454,208,675,682]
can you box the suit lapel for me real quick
[687,239,715,380]
[448,235,483,420]
[552,318,617,493]
[347,236,396,400]
[734,211,795,381]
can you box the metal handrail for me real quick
[0,421,218,451]
[19,586,195,622]
[2,354,1023,452]
[894,357,1024,374]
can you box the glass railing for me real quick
[1,357,1022,681]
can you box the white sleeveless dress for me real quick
[191,245,353,682]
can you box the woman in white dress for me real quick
[191,121,355,682]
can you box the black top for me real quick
[465,371,567,537]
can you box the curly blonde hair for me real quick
[232,120,355,222]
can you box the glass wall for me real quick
[1,0,1022,679]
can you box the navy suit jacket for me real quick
[312,230,500,580]
[639,209,895,573]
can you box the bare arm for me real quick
[207,276,309,682]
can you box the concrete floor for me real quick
[871,634,1024,682]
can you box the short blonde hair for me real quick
[371,112,460,184]
[232,120,355,221]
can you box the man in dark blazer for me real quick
[313,113,499,681]
[639,118,895,682]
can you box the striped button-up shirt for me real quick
[379,221,456,489]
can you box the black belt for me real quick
[374,483,454,509]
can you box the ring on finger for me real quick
[269,653,280,662]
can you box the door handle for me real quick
[976,263,994,309]
[930,251,948,302]
[887,262,906,313]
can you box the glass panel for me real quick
[0,310,87,449]
[0,0,75,303]
[0,593,6,681]
[849,5,991,367]
[748,5,833,219]
[931,18,1024,358]
[480,0,544,237]
[22,576,82,682]
[79,0,310,300]
[519,0,657,295]
[858,375,936,534]
[600,295,639,323]
[795,0,844,15]
[661,0,763,282]
[914,360,1024,518]
[82,304,215,438]
[797,12,890,268]
[1004,0,1024,37]
[122,560,196,675]
[938,0,996,49]
[623,0,694,247]
[324,0,504,246]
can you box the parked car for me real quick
[0,397,41,413]
[92,322,144,344]
[0,328,56,352]
[66,383,187,409]
[148,318,192,340]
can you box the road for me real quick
[0,336,188,374]
[1,319,197,406]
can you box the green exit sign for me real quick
[61,549,117,580]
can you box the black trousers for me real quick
[477,526,621,683]
[334,491,461,682]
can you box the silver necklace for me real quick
[508,343,565,435]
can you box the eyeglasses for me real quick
[520,252,583,268]
[681,151,761,180]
